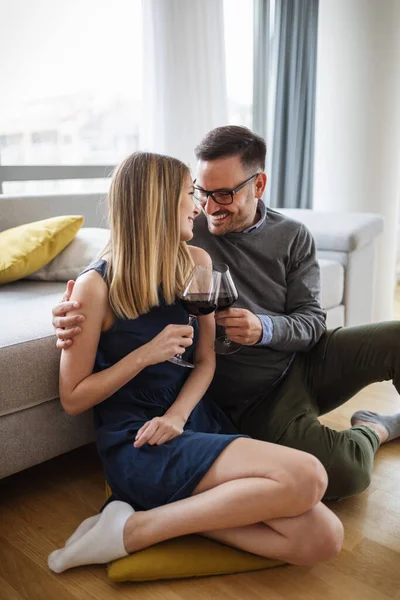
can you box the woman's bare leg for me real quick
[49,439,343,572]
[202,502,344,566]
[123,438,336,558]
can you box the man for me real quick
[53,126,400,500]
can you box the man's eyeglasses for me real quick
[193,172,260,206]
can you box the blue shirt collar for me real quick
[242,200,267,233]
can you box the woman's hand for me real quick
[134,414,185,448]
[139,324,194,366]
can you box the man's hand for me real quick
[215,308,263,346]
[134,414,185,448]
[52,280,85,350]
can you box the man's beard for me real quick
[206,212,250,236]
[206,212,231,235]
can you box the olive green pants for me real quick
[236,322,400,500]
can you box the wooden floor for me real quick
[1,298,400,599]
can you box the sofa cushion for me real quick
[318,259,344,310]
[0,280,66,417]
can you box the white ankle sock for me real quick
[48,501,134,573]
[64,514,101,547]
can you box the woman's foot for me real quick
[64,514,101,547]
[48,501,134,573]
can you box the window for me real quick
[4,179,109,195]
[0,134,23,148]
[1,1,255,194]
[0,0,142,193]
[223,0,254,128]
[31,131,58,145]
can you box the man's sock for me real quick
[351,410,400,442]
[48,501,134,573]
[64,514,101,547]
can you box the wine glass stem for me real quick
[171,315,195,362]
[223,327,231,346]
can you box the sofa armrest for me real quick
[278,208,385,327]
[278,209,384,253]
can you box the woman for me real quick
[48,152,343,573]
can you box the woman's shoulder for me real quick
[75,263,109,302]
[79,258,108,279]
[188,245,212,268]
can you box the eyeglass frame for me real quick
[193,172,261,206]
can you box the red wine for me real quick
[217,293,238,310]
[181,294,217,316]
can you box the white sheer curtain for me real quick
[141,0,228,169]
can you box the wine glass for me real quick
[214,263,242,355]
[169,265,221,368]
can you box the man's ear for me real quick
[256,173,267,198]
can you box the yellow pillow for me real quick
[0,215,84,284]
[108,535,283,582]
[105,483,284,582]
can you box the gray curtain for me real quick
[254,0,319,209]
[253,0,270,137]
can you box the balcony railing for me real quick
[0,165,116,194]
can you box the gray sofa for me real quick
[0,193,384,479]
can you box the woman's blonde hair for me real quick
[102,151,194,319]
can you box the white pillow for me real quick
[27,227,110,281]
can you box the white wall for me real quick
[313,0,400,322]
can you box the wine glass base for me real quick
[214,336,242,355]
[168,356,195,369]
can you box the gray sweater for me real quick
[190,209,326,412]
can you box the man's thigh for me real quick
[236,361,315,444]
[304,321,400,415]
[236,365,379,499]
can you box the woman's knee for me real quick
[192,439,327,511]
[284,505,344,566]
[294,516,344,566]
[279,452,328,514]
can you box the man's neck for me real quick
[241,200,266,233]
[233,205,261,233]
[251,207,261,227]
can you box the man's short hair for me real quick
[194,125,266,172]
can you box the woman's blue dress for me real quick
[83,260,244,511]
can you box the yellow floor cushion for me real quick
[105,483,284,582]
